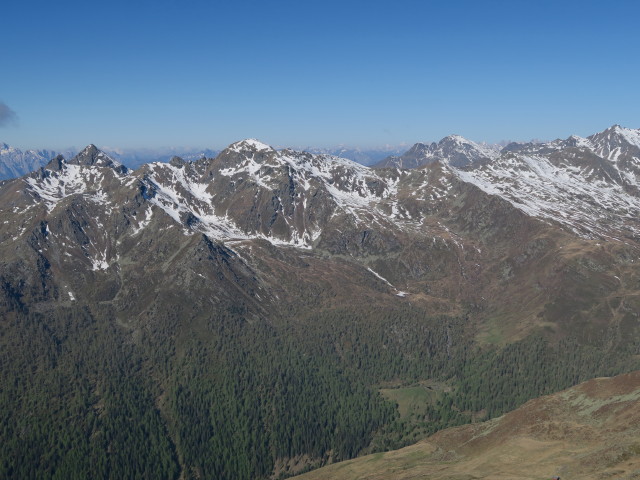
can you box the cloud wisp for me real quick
[0,102,18,127]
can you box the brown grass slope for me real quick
[294,370,640,480]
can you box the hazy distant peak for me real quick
[439,134,471,145]
[374,134,498,169]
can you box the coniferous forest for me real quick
[1,297,636,479]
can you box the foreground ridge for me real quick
[294,371,640,480]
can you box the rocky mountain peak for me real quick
[373,133,500,170]
[68,144,127,174]
[434,135,498,168]
[71,144,105,165]
[169,156,187,168]
[589,124,638,141]
[565,134,591,148]
[44,154,67,172]
[587,124,640,162]
[407,142,430,152]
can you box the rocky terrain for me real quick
[4,126,639,342]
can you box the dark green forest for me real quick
[1,295,637,480]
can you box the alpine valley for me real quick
[1,125,640,479]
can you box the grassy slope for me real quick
[294,371,640,480]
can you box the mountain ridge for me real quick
[5,126,640,344]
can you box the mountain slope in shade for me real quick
[294,370,640,480]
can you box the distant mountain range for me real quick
[101,146,221,169]
[0,144,221,179]
[301,145,407,166]
[0,143,76,180]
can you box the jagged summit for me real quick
[602,124,640,144]
[59,144,129,176]
[43,154,67,172]
[169,155,187,168]
[565,134,591,148]
[69,144,116,167]
[587,124,640,161]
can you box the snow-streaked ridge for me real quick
[143,143,418,248]
[16,127,640,252]
[452,151,640,239]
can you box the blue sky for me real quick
[1,0,639,150]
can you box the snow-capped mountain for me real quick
[587,124,640,161]
[5,125,640,262]
[449,126,640,239]
[368,125,640,240]
[15,139,430,253]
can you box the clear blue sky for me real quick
[1,0,639,150]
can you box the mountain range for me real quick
[1,124,639,479]
[0,143,76,180]
[0,143,407,180]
